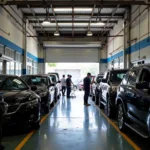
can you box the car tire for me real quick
[106,97,114,118]
[117,103,126,131]
[44,105,50,114]
[95,94,99,105]
[31,120,40,130]
[99,92,104,109]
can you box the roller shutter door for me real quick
[45,48,99,62]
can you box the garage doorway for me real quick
[45,63,99,80]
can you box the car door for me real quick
[102,72,109,102]
[125,68,141,123]
[136,67,150,126]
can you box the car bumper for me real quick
[3,102,40,127]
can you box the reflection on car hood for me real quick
[0,90,36,104]
[33,85,47,95]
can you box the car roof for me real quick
[21,74,49,77]
[132,64,150,69]
[0,74,18,77]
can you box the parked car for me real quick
[99,69,128,118]
[0,75,41,129]
[21,75,55,113]
[116,64,150,138]
[48,73,61,99]
[90,75,96,96]
[91,74,103,103]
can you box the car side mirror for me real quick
[102,79,107,83]
[31,85,37,91]
[136,82,149,89]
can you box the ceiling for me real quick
[5,0,147,39]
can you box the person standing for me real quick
[83,73,91,106]
[66,75,71,98]
[61,75,66,96]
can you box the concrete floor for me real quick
[2,91,147,150]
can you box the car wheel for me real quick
[117,103,126,131]
[106,97,113,118]
[44,104,50,114]
[31,120,40,130]
[95,94,99,105]
[57,94,60,99]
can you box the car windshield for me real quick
[110,70,128,83]
[21,76,47,86]
[0,77,28,90]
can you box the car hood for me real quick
[0,90,36,104]
[32,85,48,95]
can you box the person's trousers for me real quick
[84,89,90,104]
[66,86,71,98]
[62,86,66,96]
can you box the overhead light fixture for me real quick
[42,18,51,26]
[54,8,92,12]
[91,22,105,26]
[87,30,93,36]
[54,30,60,36]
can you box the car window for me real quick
[139,69,150,83]
[23,76,48,86]
[49,75,56,83]
[103,72,109,80]
[128,69,139,86]
[110,70,128,82]
[121,72,129,85]
[0,77,27,90]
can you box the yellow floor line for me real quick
[95,104,141,150]
[15,101,58,150]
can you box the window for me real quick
[22,76,48,86]
[0,45,4,54]
[128,69,139,85]
[110,70,128,82]
[0,77,27,90]
[139,69,150,83]
[121,72,129,85]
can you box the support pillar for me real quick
[124,7,131,69]
[22,19,27,75]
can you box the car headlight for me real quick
[26,99,39,108]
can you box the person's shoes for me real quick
[0,145,5,150]
[84,103,91,106]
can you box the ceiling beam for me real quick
[5,1,146,7]
[24,13,124,17]
[33,27,113,29]
[29,20,118,24]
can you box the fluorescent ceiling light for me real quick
[91,22,105,26]
[54,30,60,36]
[54,8,92,12]
[87,31,93,36]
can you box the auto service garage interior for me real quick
[0,0,150,150]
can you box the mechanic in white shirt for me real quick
[61,75,66,96]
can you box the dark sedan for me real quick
[0,75,41,129]
[21,75,55,113]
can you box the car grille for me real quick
[7,104,19,113]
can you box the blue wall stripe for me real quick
[0,36,44,63]
[100,36,150,63]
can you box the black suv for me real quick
[21,75,55,113]
[116,64,150,138]
[0,75,41,129]
[99,69,128,118]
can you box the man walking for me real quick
[83,73,91,106]
[66,75,71,98]
[61,75,66,96]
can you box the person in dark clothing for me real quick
[83,73,91,106]
[66,75,71,98]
